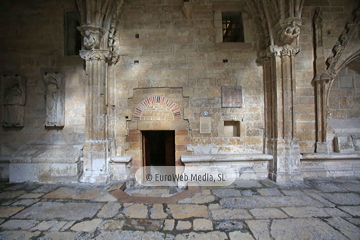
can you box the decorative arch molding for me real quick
[133,96,182,121]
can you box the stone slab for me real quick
[339,206,360,217]
[38,232,78,240]
[176,220,192,230]
[97,202,121,218]
[193,218,213,231]
[0,206,24,218]
[250,208,288,219]
[150,204,168,219]
[167,204,208,219]
[215,220,246,232]
[229,231,254,240]
[42,187,101,200]
[0,191,26,198]
[233,180,263,188]
[321,193,360,205]
[257,188,282,196]
[0,231,41,239]
[212,189,241,197]
[71,219,102,232]
[220,195,323,209]
[12,202,103,220]
[270,218,347,240]
[0,219,38,230]
[122,203,148,218]
[281,207,329,218]
[211,209,252,220]
[123,219,163,231]
[174,231,228,240]
[246,220,271,240]
[324,217,360,240]
[95,230,166,239]
[99,220,124,230]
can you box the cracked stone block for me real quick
[123,219,163,231]
[339,206,360,217]
[70,219,102,232]
[281,207,329,218]
[270,218,347,240]
[163,219,175,231]
[0,219,38,230]
[0,206,24,218]
[95,230,166,239]
[215,220,246,232]
[99,220,124,230]
[229,231,254,240]
[174,231,227,240]
[151,204,168,219]
[257,188,282,196]
[12,202,103,220]
[250,208,287,219]
[246,220,271,240]
[0,231,41,239]
[325,217,360,239]
[212,189,241,197]
[321,193,360,205]
[97,202,121,218]
[193,219,213,231]
[122,203,148,218]
[167,204,208,219]
[211,209,252,220]
[176,220,192,230]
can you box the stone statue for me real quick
[1,76,26,127]
[43,73,64,127]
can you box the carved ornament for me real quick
[77,25,105,50]
[270,44,301,57]
[79,50,110,61]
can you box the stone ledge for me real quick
[181,154,273,163]
[11,144,83,163]
[110,155,133,163]
[301,153,360,161]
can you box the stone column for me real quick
[261,44,303,182]
[79,50,110,182]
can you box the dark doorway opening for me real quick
[142,131,175,167]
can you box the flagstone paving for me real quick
[0,178,359,239]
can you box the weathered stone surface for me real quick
[212,189,241,197]
[175,231,228,240]
[346,218,360,226]
[0,231,41,239]
[31,185,60,193]
[211,209,252,220]
[70,219,102,232]
[233,180,263,188]
[323,208,351,217]
[164,219,175,231]
[42,187,101,200]
[257,188,282,196]
[18,193,44,199]
[324,217,360,239]
[246,220,271,240]
[0,191,26,198]
[31,220,67,231]
[0,219,38,230]
[91,191,118,202]
[123,219,163,231]
[190,194,216,204]
[339,206,360,217]
[100,220,124,230]
[167,204,208,219]
[11,199,40,206]
[229,231,254,240]
[270,218,347,240]
[303,189,335,207]
[0,206,24,218]
[280,189,303,195]
[215,220,246,232]
[95,230,166,239]
[193,219,213,231]
[321,193,360,205]
[122,203,148,218]
[176,220,192,230]
[97,202,121,218]
[341,183,360,192]
[37,232,78,240]
[220,195,323,209]
[151,204,168,219]
[250,208,288,219]
[281,207,329,218]
[241,190,258,196]
[12,202,103,220]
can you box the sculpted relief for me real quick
[1,76,27,127]
[43,73,64,127]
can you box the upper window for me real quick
[222,12,244,42]
[64,10,82,56]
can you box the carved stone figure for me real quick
[43,73,64,127]
[1,76,26,127]
[280,21,300,44]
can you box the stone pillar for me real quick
[261,44,303,182]
[79,50,110,182]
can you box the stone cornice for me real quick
[79,50,110,61]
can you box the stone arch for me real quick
[133,95,181,121]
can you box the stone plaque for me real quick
[200,117,211,134]
[221,87,242,108]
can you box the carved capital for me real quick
[79,50,110,61]
[77,25,105,50]
[270,44,301,57]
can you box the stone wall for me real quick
[0,0,86,181]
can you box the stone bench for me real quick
[181,153,273,181]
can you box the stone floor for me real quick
[0,178,359,239]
